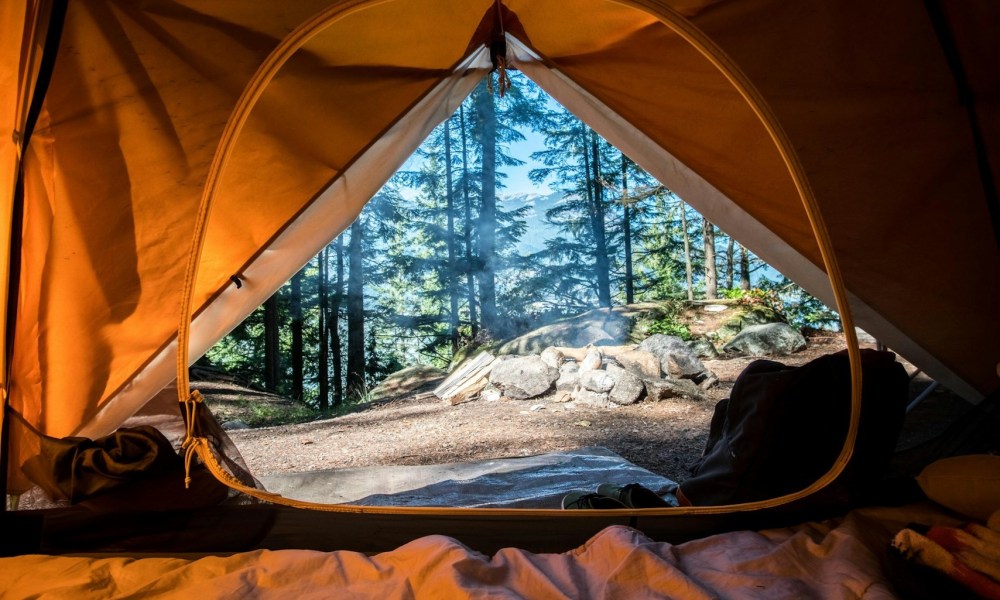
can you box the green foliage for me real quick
[642,300,692,340]
[756,277,841,330]
[647,318,692,340]
[721,287,783,314]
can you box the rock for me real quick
[688,338,719,359]
[638,334,710,380]
[555,368,580,392]
[540,347,564,369]
[480,383,502,402]
[579,347,603,372]
[643,378,710,402]
[698,374,719,390]
[222,420,250,430]
[553,390,572,403]
[497,308,631,355]
[559,362,580,374]
[722,323,807,356]
[614,349,661,379]
[715,305,784,341]
[606,365,645,405]
[571,388,610,406]
[488,355,559,399]
[580,370,616,393]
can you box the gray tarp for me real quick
[259,446,677,508]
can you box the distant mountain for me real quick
[500,190,565,254]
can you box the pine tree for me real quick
[621,154,634,304]
[263,292,280,392]
[290,269,305,401]
[458,103,479,339]
[529,106,617,311]
[681,203,694,301]
[331,235,344,405]
[346,220,365,398]
[474,81,499,336]
[740,243,752,290]
[444,115,460,353]
[317,248,329,411]
[703,217,717,300]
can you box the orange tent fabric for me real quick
[2,0,998,494]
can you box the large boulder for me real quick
[488,355,559,399]
[497,308,630,355]
[715,304,784,341]
[688,338,719,359]
[722,323,807,356]
[606,365,646,405]
[638,334,714,382]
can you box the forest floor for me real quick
[218,333,969,485]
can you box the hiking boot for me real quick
[561,491,627,509]
[595,483,678,508]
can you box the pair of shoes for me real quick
[561,491,627,510]
[595,483,677,508]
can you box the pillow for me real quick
[916,455,1000,521]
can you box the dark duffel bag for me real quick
[679,349,908,508]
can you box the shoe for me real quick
[595,483,677,508]
[561,491,628,509]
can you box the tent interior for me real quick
[1,0,999,596]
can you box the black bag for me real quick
[679,349,908,507]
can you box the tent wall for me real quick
[3,0,999,491]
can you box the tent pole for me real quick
[906,380,940,414]
[1,0,69,511]
[923,0,1000,254]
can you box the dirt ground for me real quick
[225,334,970,485]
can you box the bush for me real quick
[647,318,692,340]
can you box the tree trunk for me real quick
[475,83,498,335]
[263,292,280,393]
[587,129,612,308]
[703,217,717,300]
[740,243,752,290]
[680,202,694,301]
[346,220,365,398]
[317,248,329,411]
[726,235,735,290]
[331,236,344,405]
[444,116,460,353]
[621,154,634,305]
[459,104,478,338]
[289,270,305,401]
